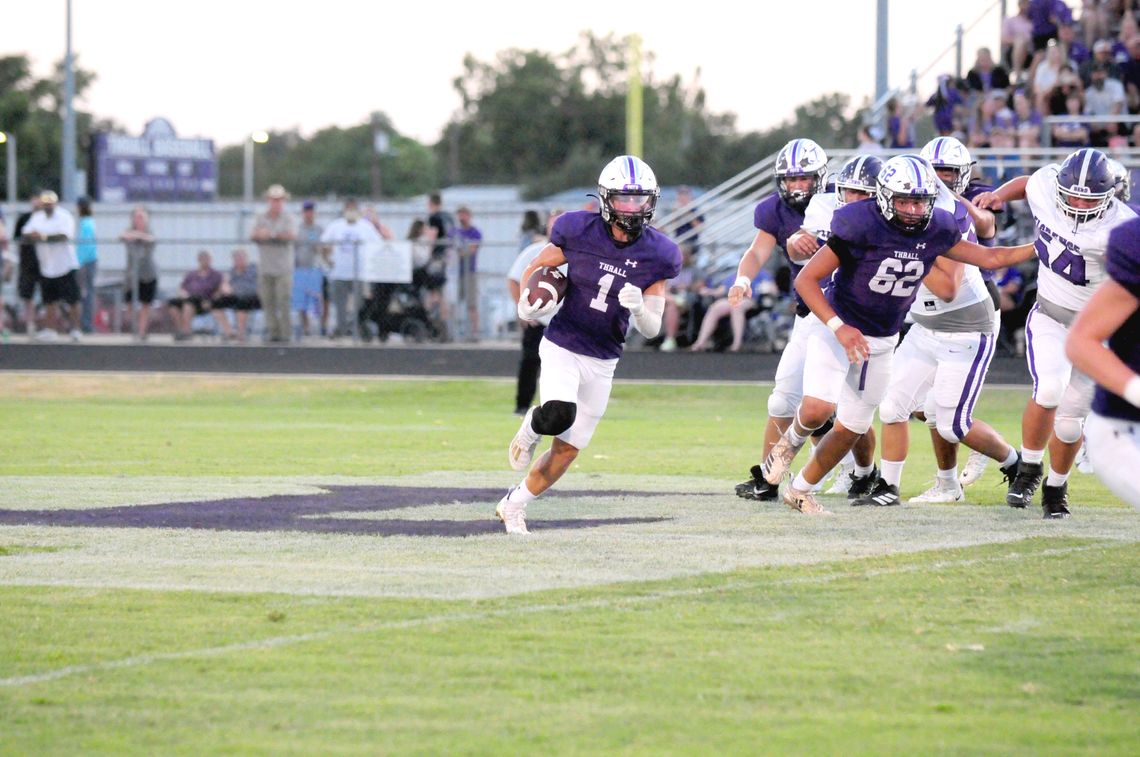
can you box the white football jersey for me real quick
[908,182,989,316]
[1025,164,1138,311]
[802,192,840,242]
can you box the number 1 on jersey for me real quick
[589,273,615,312]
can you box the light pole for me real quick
[242,130,269,203]
[0,132,14,209]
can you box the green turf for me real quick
[0,374,1136,754]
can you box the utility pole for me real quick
[62,0,78,201]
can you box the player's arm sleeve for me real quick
[630,293,665,337]
[826,233,855,266]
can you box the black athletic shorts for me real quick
[123,279,158,304]
[40,270,80,305]
[167,296,213,315]
[17,248,40,300]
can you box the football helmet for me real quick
[597,155,660,238]
[919,136,973,194]
[1107,157,1131,203]
[834,154,883,207]
[875,154,940,233]
[774,138,828,210]
[1055,148,1114,227]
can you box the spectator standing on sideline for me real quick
[213,248,259,341]
[293,200,324,338]
[120,206,158,341]
[22,190,81,342]
[506,210,564,415]
[966,47,1011,94]
[0,212,11,338]
[14,191,43,336]
[454,206,482,341]
[519,210,544,251]
[166,250,228,341]
[320,198,382,338]
[250,184,297,343]
[425,192,453,340]
[75,197,97,334]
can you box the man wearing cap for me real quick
[293,200,325,339]
[21,190,81,342]
[250,184,298,342]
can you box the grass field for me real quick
[1,373,1137,754]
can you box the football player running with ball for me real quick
[496,156,682,534]
[762,155,1037,514]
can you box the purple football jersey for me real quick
[963,181,998,284]
[825,202,962,337]
[1093,218,1140,423]
[545,211,682,359]
[754,193,809,314]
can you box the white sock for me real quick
[1021,447,1045,465]
[881,459,905,488]
[1046,469,1070,487]
[786,424,809,449]
[937,467,959,488]
[999,447,1019,468]
[792,470,812,491]
[854,463,875,478]
[506,480,538,504]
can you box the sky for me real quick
[2,0,1004,148]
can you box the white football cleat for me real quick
[959,450,990,487]
[508,407,541,471]
[908,480,965,503]
[763,435,799,484]
[495,495,529,534]
[1075,444,1094,474]
[824,462,856,496]
[782,485,830,515]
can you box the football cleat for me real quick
[959,450,991,487]
[1075,444,1094,474]
[852,478,901,507]
[495,493,529,534]
[782,485,829,515]
[762,435,801,485]
[1006,460,1043,508]
[824,461,856,495]
[908,479,965,503]
[508,407,541,472]
[1041,482,1071,520]
[846,466,879,499]
[735,465,778,501]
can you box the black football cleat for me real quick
[735,465,778,502]
[1006,460,1043,509]
[999,454,1022,486]
[851,477,901,507]
[847,466,879,500]
[1041,482,1071,519]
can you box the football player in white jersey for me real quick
[873,137,1021,505]
[975,147,1139,517]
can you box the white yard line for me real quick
[0,541,1112,688]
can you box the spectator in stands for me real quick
[994,265,1030,355]
[166,250,226,341]
[969,90,1010,147]
[14,191,43,336]
[1014,88,1045,147]
[1119,36,1140,111]
[966,47,1012,94]
[1058,21,1091,68]
[22,190,81,342]
[1080,0,1109,50]
[213,248,259,341]
[518,210,544,252]
[424,192,453,340]
[453,205,482,342]
[1083,37,1123,84]
[660,246,699,352]
[1003,0,1035,80]
[120,206,158,341]
[688,270,771,353]
[1084,60,1127,145]
[1033,40,1068,112]
[856,123,886,153]
[250,184,297,343]
[1028,0,1073,53]
[928,75,966,137]
[672,185,704,260]
[319,198,382,338]
[293,200,325,339]
[75,196,97,334]
[886,97,917,148]
[1051,85,1092,146]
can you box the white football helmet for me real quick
[774,138,828,209]
[920,136,973,194]
[875,155,940,232]
[1107,157,1131,203]
[597,155,660,238]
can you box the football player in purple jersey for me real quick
[761,155,1037,514]
[494,155,683,534]
[1066,215,1140,508]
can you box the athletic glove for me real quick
[517,289,559,321]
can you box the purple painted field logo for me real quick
[0,486,671,537]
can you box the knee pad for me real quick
[878,395,911,425]
[936,417,967,444]
[1054,414,1085,445]
[1033,376,1066,409]
[531,400,577,436]
[810,415,835,439]
[767,389,799,420]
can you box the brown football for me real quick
[525,267,569,308]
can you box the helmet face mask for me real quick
[775,138,828,210]
[875,155,940,233]
[919,136,973,194]
[597,155,660,239]
[1107,157,1131,203]
[834,154,883,207]
[1054,148,1114,228]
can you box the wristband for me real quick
[1124,376,1140,408]
[827,316,843,333]
[734,275,751,290]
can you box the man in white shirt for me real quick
[319,198,382,338]
[21,190,81,342]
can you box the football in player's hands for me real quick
[524,267,568,311]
